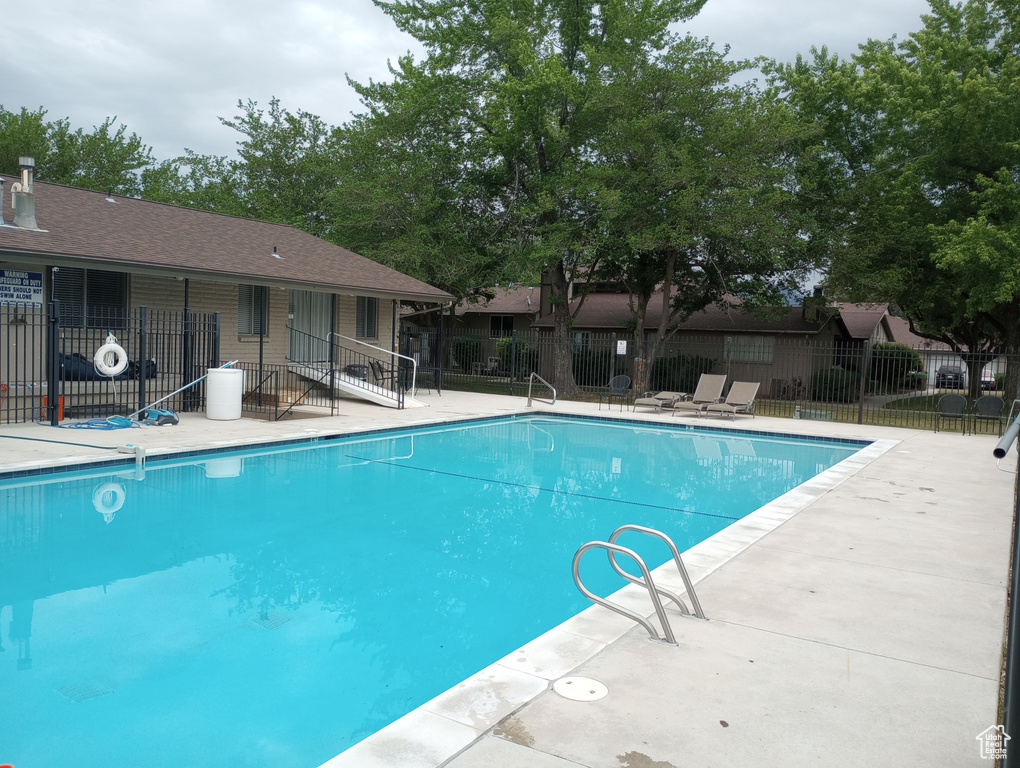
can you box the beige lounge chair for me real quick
[705,381,760,419]
[672,374,726,417]
[632,391,686,413]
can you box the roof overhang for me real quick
[0,248,452,304]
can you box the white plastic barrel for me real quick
[206,368,244,420]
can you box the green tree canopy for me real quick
[143,99,340,235]
[773,0,1020,394]
[0,106,153,195]
[589,37,813,392]
[333,0,713,393]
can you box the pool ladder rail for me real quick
[572,524,705,646]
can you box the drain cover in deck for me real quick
[553,676,608,702]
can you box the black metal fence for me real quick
[1,301,220,424]
[237,328,411,420]
[428,327,1019,433]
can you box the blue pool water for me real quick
[0,415,864,767]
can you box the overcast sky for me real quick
[3,0,931,163]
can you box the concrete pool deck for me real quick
[0,390,1014,767]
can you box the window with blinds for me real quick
[356,296,378,338]
[52,267,128,328]
[238,285,268,335]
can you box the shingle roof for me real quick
[532,291,840,335]
[455,285,539,316]
[0,176,451,303]
[836,302,889,340]
[885,314,951,349]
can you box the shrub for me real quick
[649,354,717,393]
[870,343,924,390]
[450,335,482,371]
[811,368,860,402]
[573,348,625,387]
[495,335,539,377]
[903,370,928,390]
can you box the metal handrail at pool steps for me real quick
[573,524,706,645]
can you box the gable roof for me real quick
[455,285,539,316]
[0,176,452,303]
[837,302,890,340]
[532,291,843,336]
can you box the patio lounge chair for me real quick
[632,391,686,414]
[599,375,631,411]
[934,393,967,433]
[672,374,727,417]
[972,394,1005,436]
[705,381,760,420]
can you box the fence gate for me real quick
[1,301,221,425]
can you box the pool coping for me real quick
[0,409,872,482]
[315,428,898,768]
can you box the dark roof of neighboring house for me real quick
[837,302,890,340]
[455,285,539,316]
[835,303,955,349]
[532,291,843,336]
[884,315,953,350]
[0,176,451,303]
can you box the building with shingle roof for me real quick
[0,172,451,371]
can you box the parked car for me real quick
[982,370,997,390]
[935,365,965,388]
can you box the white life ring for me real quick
[92,481,126,523]
[94,336,129,377]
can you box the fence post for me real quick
[137,306,148,418]
[211,312,221,366]
[46,300,60,426]
[437,308,445,394]
[181,307,193,413]
[509,331,517,396]
[208,312,221,413]
[857,340,871,425]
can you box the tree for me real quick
[141,151,246,215]
[338,0,709,395]
[141,99,342,238]
[219,99,341,237]
[0,106,152,195]
[0,106,49,175]
[773,0,1020,397]
[589,37,813,393]
[330,66,526,305]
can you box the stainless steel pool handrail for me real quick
[572,540,678,645]
[526,372,556,407]
[607,524,705,620]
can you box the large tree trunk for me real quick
[629,252,677,395]
[545,263,580,397]
[630,292,653,394]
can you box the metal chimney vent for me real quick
[12,156,40,230]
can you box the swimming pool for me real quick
[0,414,867,767]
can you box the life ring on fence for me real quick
[92,481,126,523]
[94,333,129,377]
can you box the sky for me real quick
[3,0,932,163]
